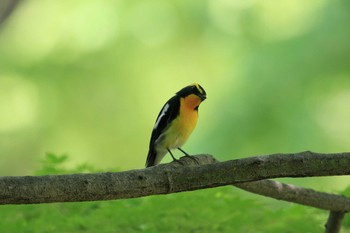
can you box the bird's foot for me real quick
[184,155,199,165]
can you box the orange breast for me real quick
[178,94,201,135]
[162,94,201,149]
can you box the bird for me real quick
[145,83,207,167]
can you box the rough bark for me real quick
[325,211,345,233]
[0,151,350,206]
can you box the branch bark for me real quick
[0,151,350,206]
[235,180,350,212]
[325,211,345,233]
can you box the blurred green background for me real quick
[1,0,350,232]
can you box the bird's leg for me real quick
[178,148,199,164]
[168,148,185,165]
[167,148,177,161]
[178,147,190,156]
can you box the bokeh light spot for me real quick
[0,75,39,132]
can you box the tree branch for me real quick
[0,151,350,206]
[325,211,345,233]
[235,180,350,212]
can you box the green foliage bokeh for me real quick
[1,0,350,232]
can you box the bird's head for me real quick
[176,83,207,101]
[176,83,206,110]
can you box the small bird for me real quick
[146,83,207,167]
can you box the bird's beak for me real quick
[199,94,206,101]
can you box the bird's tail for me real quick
[146,147,168,167]
[145,147,157,168]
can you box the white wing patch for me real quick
[154,103,169,129]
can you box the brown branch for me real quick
[325,211,345,233]
[0,151,350,206]
[235,180,350,212]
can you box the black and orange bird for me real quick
[145,83,206,167]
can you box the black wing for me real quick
[146,95,180,166]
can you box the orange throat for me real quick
[181,94,202,110]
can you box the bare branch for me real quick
[0,151,350,206]
[325,211,345,233]
[235,180,350,212]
